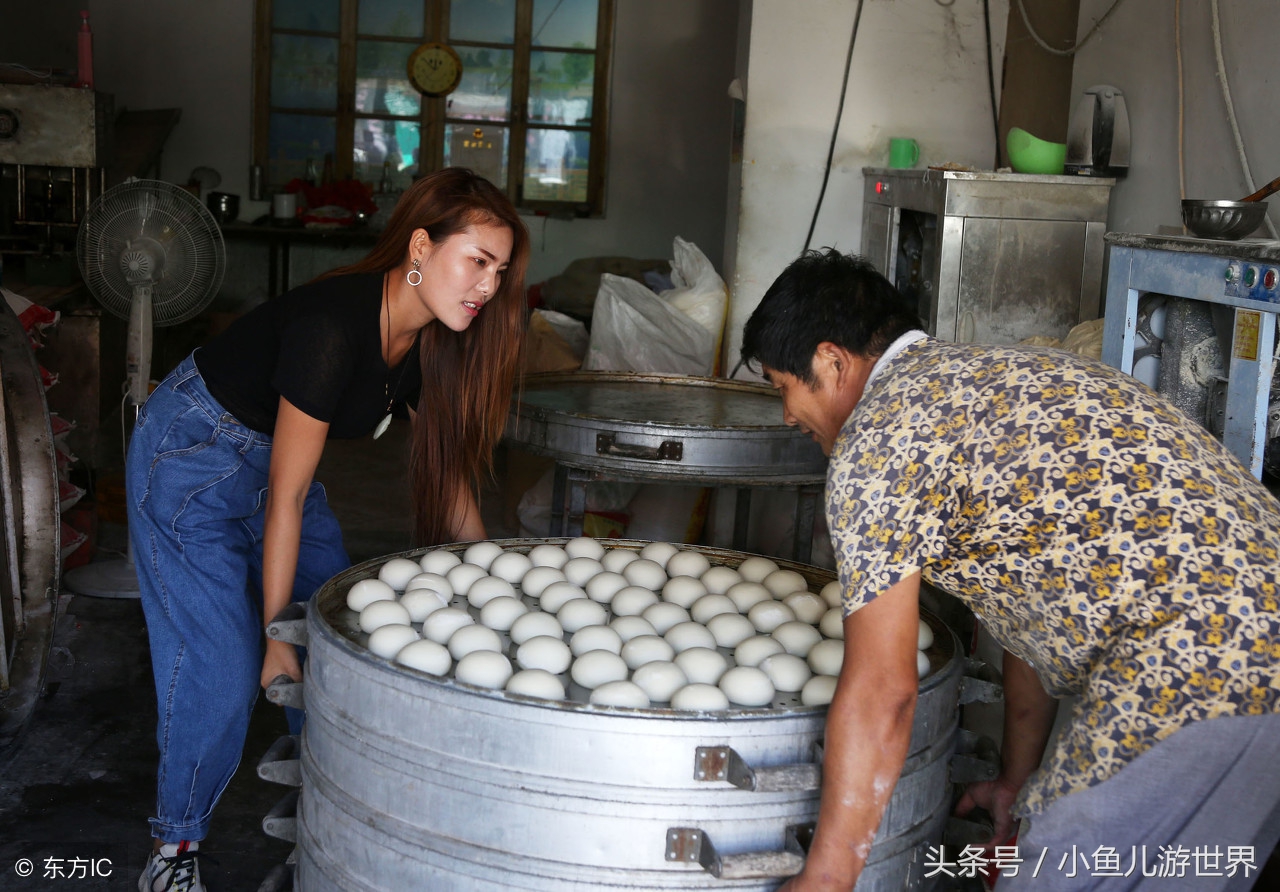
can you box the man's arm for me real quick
[955,649,1058,844]
[779,572,923,891]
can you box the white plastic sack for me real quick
[582,237,728,376]
[583,274,712,375]
[664,236,728,343]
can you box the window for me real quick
[253,0,614,216]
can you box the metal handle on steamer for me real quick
[596,431,684,462]
[257,733,302,787]
[266,675,304,710]
[949,728,1000,785]
[959,656,1004,705]
[266,601,308,647]
[263,789,299,843]
[666,824,812,880]
[694,744,823,793]
[255,863,294,892]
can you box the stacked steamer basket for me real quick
[259,538,1000,891]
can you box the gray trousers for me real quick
[998,713,1280,891]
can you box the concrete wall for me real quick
[1071,0,1280,238]
[533,0,739,284]
[8,1,740,304]
[724,0,1009,372]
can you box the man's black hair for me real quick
[740,249,924,384]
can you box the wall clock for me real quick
[407,42,464,98]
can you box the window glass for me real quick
[448,47,514,121]
[356,41,421,115]
[523,128,588,202]
[268,114,337,185]
[445,123,508,188]
[532,0,597,48]
[358,0,424,36]
[259,0,608,212]
[273,0,340,32]
[354,119,422,184]
[271,35,340,109]
[449,0,516,43]
[527,51,593,125]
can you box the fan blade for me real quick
[136,187,157,234]
[127,284,154,406]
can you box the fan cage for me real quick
[76,179,227,326]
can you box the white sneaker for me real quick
[138,841,204,892]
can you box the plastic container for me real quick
[1006,127,1067,176]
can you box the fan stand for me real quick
[66,178,226,600]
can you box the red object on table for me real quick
[286,178,378,223]
[76,11,94,89]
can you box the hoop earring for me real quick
[406,258,422,287]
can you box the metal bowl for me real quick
[1181,199,1269,240]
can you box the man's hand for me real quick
[954,775,1023,849]
[777,868,856,892]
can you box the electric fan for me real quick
[63,178,226,598]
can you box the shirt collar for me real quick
[865,329,929,389]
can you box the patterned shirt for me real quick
[827,337,1280,816]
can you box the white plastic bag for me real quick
[582,273,712,375]
[665,236,728,345]
[582,237,728,376]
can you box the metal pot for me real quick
[1181,200,1269,241]
[260,540,1002,891]
[1181,174,1280,240]
[206,191,239,225]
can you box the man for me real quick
[740,249,1280,891]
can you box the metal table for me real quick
[504,373,829,561]
[1102,232,1280,477]
[861,167,1114,345]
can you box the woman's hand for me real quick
[261,638,302,690]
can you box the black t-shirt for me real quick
[195,273,421,438]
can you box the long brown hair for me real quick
[327,168,529,545]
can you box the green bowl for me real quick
[1007,127,1067,175]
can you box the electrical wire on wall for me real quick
[1015,0,1127,56]
[801,0,864,255]
[1209,0,1276,239]
[982,0,999,170]
[1175,0,1185,202]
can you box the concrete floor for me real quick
[0,419,513,891]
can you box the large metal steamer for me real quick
[0,298,61,753]
[261,541,999,891]
[505,373,828,559]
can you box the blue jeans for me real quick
[125,353,349,843]
[1001,713,1280,891]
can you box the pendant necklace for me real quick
[374,273,411,440]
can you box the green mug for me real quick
[889,137,920,169]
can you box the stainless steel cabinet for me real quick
[860,168,1114,344]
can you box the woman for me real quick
[127,168,528,892]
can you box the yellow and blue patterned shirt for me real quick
[827,337,1280,816]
